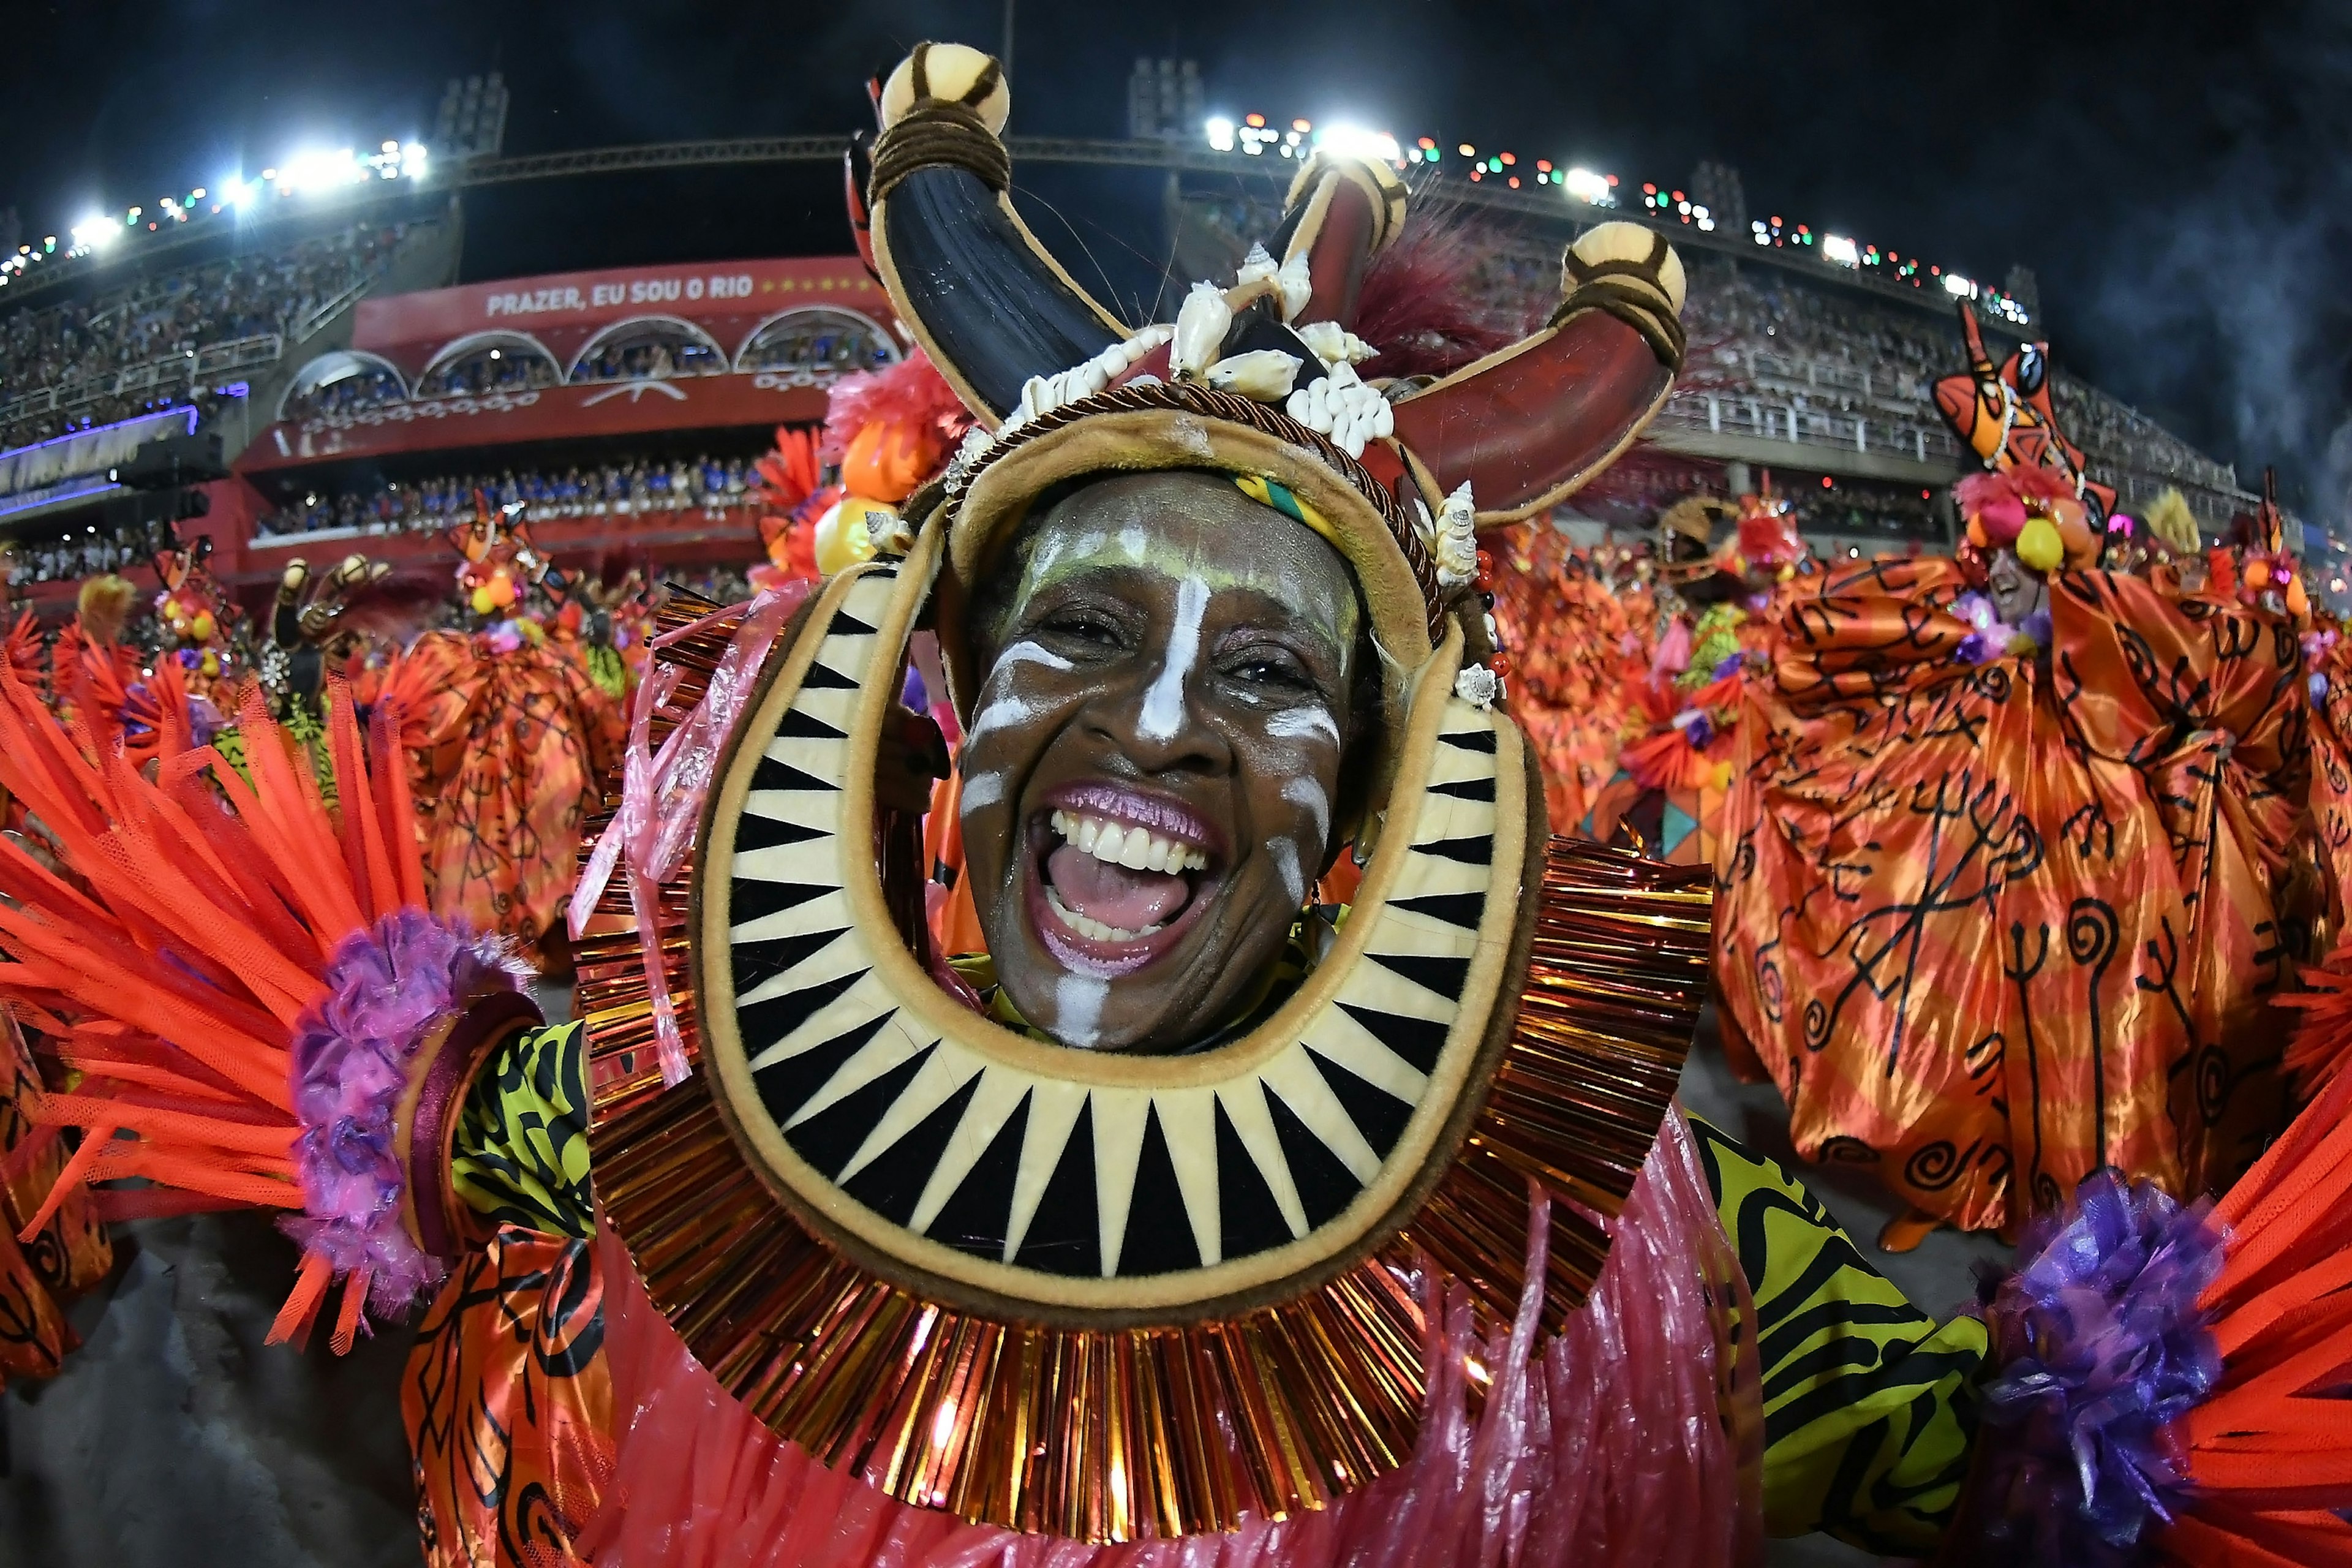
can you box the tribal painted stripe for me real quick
[1687,1115,1988,1556]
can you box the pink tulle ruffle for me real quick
[576,1109,1762,1568]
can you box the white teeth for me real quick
[1046,886,1158,944]
[1047,810,1212,873]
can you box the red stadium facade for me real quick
[205,254,901,594]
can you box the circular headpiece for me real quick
[589,45,1709,1542]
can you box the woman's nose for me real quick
[1093,653,1229,777]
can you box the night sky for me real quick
[7,0,2348,525]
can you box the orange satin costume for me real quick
[1490,530,1656,832]
[2305,632,2352,932]
[0,1017,112,1391]
[1714,558,2302,1233]
[405,1226,612,1567]
[390,630,624,944]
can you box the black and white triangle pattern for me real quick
[720,565,1504,1279]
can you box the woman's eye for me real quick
[1224,648,1315,690]
[1041,610,1122,647]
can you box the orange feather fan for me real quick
[0,665,427,1351]
[2158,1065,2352,1565]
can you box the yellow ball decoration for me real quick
[814,496,895,576]
[2015,515,2064,574]
[190,609,216,643]
[471,585,496,616]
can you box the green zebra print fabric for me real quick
[1688,1115,1989,1555]
[450,1019,595,1241]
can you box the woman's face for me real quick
[1986,546,2047,625]
[957,472,1363,1052]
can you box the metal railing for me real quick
[291,276,376,342]
[0,333,282,430]
[1652,390,1962,466]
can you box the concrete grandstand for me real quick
[0,112,2296,621]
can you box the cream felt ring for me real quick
[690,517,1539,1328]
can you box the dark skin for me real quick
[959,472,1365,1053]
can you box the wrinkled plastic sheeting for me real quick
[576,1108,1763,1568]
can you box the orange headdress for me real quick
[446,495,557,619]
[1958,466,2103,573]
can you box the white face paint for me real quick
[1050,974,1109,1049]
[965,641,1074,749]
[1269,839,1306,907]
[959,767,1009,810]
[1281,774,1332,850]
[990,638,1074,677]
[967,690,1042,747]
[1264,705,1341,747]
[1135,575,1210,742]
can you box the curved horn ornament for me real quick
[865,42,1128,424]
[1385,223,1686,524]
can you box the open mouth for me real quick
[1024,785,1221,973]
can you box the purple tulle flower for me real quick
[1670,707,1714,750]
[186,694,223,748]
[283,910,530,1320]
[1957,630,1993,665]
[1709,652,1746,682]
[1973,1170,2226,1566]
[2021,606,2053,649]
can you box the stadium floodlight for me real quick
[1942,272,1977,298]
[1316,124,1402,164]
[1204,117,1235,152]
[1562,167,1612,206]
[1821,235,1860,267]
[220,177,254,208]
[70,216,118,250]
[401,142,430,180]
[279,147,364,195]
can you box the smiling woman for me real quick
[957,472,1369,1050]
[15,36,2346,1568]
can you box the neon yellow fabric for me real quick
[1687,1115,1988,1555]
[450,1019,594,1240]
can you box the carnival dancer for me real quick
[378,498,623,949]
[1584,488,1806,864]
[1715,309,2304,1248]
[2,46,2345,1568]
[1490,523,1653,834]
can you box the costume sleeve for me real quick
[1686,1115,1989,1556]
[450,1019,595,1241]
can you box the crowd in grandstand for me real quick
[255,452,762,538]
[0,221,416,451]
[412,350,564,402]
[3,518,167,587]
